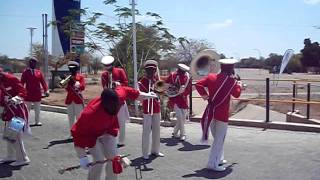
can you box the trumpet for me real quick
[59,75,72,87]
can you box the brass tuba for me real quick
[154,80,182,97]
[190,49,221,80]
[59,75,72,87]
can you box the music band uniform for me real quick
[100,55,130,147]
[138,60,164,160]
[65,61,85,131]
[195,58,242,171]
[21,57,49,126]
[165,64,192,141]
[0,69,30,166]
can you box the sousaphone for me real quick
[190,49,221,80]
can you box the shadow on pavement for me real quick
[0,163,23,178]
[178,141,210,151]
[182,165,234,179]
[131,156,159,180]
[43,138,73,149]
[160,137,181,146]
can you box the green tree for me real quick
[264,53,282,71]
[300,38,320,69]
[286,54,306,73]
[58,0,177,83]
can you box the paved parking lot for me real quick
[1,111,319,180]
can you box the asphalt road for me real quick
[0,111,320,180]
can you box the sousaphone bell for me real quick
[190,49,221,80]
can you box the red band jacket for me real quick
[195,73,241,122]
[101,68,128,88]
[21,68,48,102]
[165,72,192,109]
[65,73,85,105]
[0,73,28,122]
[71,86,140,148]
[138,76,161,114]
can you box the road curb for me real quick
[191,116,320,133]
[39,104,320,133]
[41,104,68,114]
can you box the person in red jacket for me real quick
[71,86,156,180]
[0,68,31,166]
[195,59,242,172]
[21,57,49,126]
[65,61,85,132]
[100,55,129,147]
[138,60,164,160]
[165,64,192,141]
[101,55,128,88]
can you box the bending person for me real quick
[71,86,156,180]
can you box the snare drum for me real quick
[3,117,25,143]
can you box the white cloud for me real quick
[303,0,320,5]
[206,19,233,30]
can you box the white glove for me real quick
[114,81,121,87]
[74,81,81,88]
[10,96,23,105]
[79,156,90,170]
[145,92,158,99]
[139,91,158,100]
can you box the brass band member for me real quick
[101,55,129,147]
[71,87,157,180]
[138,60,164,160]
[21,57,49,126]
[65,61,85,132]
[165,64,192,141]
[0,68,31,166]
[195,59,242,171]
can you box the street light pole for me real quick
[27,27,37,57]
[130,0,138,115]
[42,14,49,86]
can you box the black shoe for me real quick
[117,144,125,148]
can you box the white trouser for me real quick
[142,113,161,157]
[117,103,130,145]
[25,101,41,124]
[207,120,228,168]
[67,103,83,130]
[3,123,28,161]
[173,105,187,137]
[88,134,118,180]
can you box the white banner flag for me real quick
[279,49,294,74]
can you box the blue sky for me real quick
[0,0,319,59]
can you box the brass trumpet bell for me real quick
[59,75,72,87]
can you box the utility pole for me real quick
[27,27,37,57]
[42,14,49,86]
[130,0,138,115]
